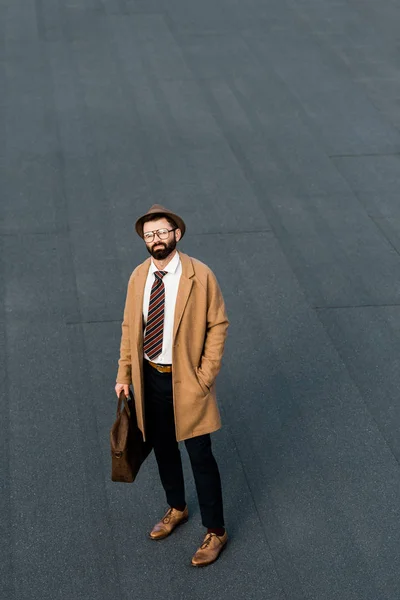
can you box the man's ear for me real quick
[175,228,182,242]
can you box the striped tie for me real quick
[143,270,167,361]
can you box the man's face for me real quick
[143,217,180,260]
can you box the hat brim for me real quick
[135,211,186,239]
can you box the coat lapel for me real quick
[173,252,194,340]
[133,258,151,346]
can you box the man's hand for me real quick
[115,383,130,399]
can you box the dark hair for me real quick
[141,213,177,230]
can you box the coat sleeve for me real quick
[198,271,229,388]
[116,277,133,384]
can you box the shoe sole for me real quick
[190,540,228,567]
[148,517,188,541]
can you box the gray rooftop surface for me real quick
[2,0,400,599]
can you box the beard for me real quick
[146,237,177,260]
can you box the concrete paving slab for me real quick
[3,233,70,320]
[318,305,400,462]
[163,0,242,35]
[0,242,13,600]
[172,33,263,81]
[243,27,400,155]
[351,195,400,220]
[256,193,400,308]
[176,83,400,308]
[3,45,58,158]
[1,155,60,235]
[176,67,353,199]
[3,0,39,45]
[371,218,400,254]
[186,232,400,600]
[107,14,194,81]
[333,155,400,196]
[5,320,123,600]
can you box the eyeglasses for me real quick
[143,228,177,243]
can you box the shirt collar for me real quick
[150,251,181,275]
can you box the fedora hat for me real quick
[135,204,186,239]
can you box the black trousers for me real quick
[144,360,224,529]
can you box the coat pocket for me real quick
[195,367,210,396]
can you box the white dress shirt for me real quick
[143,251,182,364]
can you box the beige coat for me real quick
[116,252,229,442]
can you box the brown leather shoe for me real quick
[191,531,228,567]
[149,506,189,540]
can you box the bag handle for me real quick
[117,391,131,418]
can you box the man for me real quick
[115,204,229,567]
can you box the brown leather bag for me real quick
[110,392,152,483]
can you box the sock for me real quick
[207,527,225,537]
